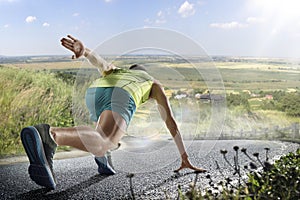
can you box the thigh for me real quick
[96,110,127,146]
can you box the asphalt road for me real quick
[1,139,299,200]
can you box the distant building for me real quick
[174,94,187,100]
[200,94,211,100]
[265,94,273,100]
[195,93,201,99]
[198,93,224,102]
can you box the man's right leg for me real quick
[50,118,125,175]
[50,125,117,157]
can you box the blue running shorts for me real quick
[85,87,136,126]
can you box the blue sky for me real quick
[1,0,300,58]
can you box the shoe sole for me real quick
[21,126,56,190]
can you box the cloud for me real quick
[178,1,195,18]
[42,22,50,27]
[247,17,265,24]
[25,16,37,23]
[155,10,166,24]
[4,24,9,28]
[144,17,166,25]
[144,10,167,26]
[104,0,112,2]
[210,17,264,30]
[144,18,151,24]
[157,10,163,17]
[155,19,167,24]
[210,21,248,29]
[73,13,79,17]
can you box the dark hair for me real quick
[129,64,147,71]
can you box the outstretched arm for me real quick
[150,82,206,173]
[60,35,116,74]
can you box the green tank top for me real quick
[89,69,154,107]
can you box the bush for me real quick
[277,93,300,117]
[247,149,300,199]
[226,93,250,111]
[0,67,74,156]
[259,91,300,117]
[179,147,300,199]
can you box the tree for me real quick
[277,93,300,117]
[226,93,250,111]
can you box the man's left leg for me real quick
[21,124,57,190]
[93,110,127,175]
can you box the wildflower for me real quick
[127,173,134,178]
[250,162,258,170]
[253,152,259,158]
[220,149,228,155]
[264,147,270,161]
[263,161,273,171]
[127,173,135,200]
[233,146,239,151]
[241,148,247,153]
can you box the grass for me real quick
[0,66,73,156]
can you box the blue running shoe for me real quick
[21,124,57,190]
[95,152,116,175]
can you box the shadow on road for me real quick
[134,171,199,197]
[16,174,109,200]
[15,188,53,200]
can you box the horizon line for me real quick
[1,54,300,60]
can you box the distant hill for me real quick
[0,55,73,64]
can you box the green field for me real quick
[0,55,299,156]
